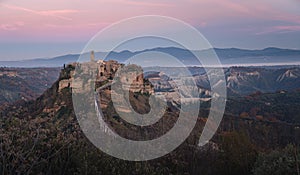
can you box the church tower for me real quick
[90,50,95,62]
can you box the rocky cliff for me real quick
[1,61,300,174]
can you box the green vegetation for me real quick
[1,65,300,174]
[0,67,60,105]
[252,144,300,175]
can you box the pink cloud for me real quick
[1,0,299,44]
[188,0,251,15]
[3,4,79,21]
[276,25,300,31]
[200,21,207,27]
[218,0,251,15]
[255,25,300,35]
[245,2,300,24]
[275,15,300,25]
[107,0,173,7]
[0,22,24,31]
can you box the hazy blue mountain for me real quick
[0,54,80,68]
[1,47,300,67]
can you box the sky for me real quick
[0,0,300,60]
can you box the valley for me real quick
[1,59,300,174]
[0,67,60,106]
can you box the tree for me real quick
[252,144,300,175]
[216,131,258,175]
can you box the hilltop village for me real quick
[59,51,154,94]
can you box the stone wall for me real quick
[58,57,154,95]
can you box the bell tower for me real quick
[90,50,95,62]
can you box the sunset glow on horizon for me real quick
[1,0,300,60]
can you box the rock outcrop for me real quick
[59,52,154,95]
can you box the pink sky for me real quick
[0,0,299,41]
[0,0,300,60]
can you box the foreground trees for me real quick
[252,144,300,175]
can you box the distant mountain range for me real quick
[2,56,300,174]
[1,47,300,67]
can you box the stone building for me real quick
[97,60,120,79]
[58,51,154,94]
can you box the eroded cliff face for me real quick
[58,59,154,95]
[1,59,300,174]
